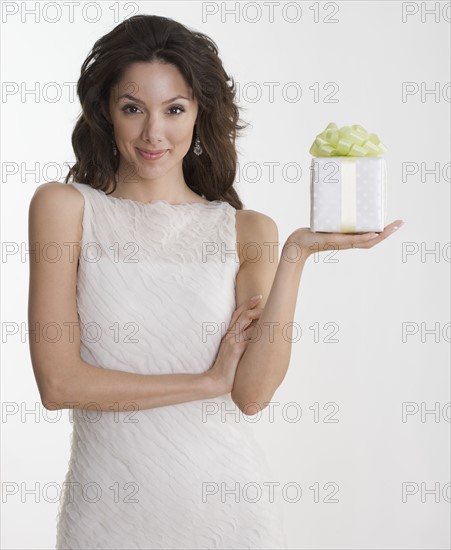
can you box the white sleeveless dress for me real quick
[55,182,287,549]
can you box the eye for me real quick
[120,104,185,116]
[121,104,141,115]
[168,105,185,115]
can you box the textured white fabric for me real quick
[55,182,287,549]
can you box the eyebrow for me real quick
[116,94,191,104]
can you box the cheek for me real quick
[169,125,194,146]
[113,121,136,141]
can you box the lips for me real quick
[136,148,168,160]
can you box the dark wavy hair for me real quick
[64,14,249,209]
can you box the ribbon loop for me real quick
[309,122,388,157]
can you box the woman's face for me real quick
[107,61,199,182]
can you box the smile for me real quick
[136,148,168,161]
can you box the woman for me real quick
[28,14,403,549]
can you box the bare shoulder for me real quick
[235,208,279,266]
[30,181,84,211]
[29,181,85,243]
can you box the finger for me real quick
[225,308,263,342]
[238,326,254,342]
[383,219,404,232]
[228,296,262,328]
[227,310,263,341]
[350,233,382,248]
[235,309,263,330]
[354,220,405,248]
[320,231,380,250]
[360,220,403,241]
[224,321,255,343]
[242,306,264,319]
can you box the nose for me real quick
[141,114,163,144]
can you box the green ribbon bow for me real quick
[309,122,387,157]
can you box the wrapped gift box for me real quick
[309,123,388,233]
[310,156,387,233]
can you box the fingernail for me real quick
[366,233,379,238]
[392,221,405,231]
[250,294,263,301]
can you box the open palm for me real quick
[286,219,405,257]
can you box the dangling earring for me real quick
[193,132,203,156]
[110,125,118,156]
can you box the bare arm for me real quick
[231,213,402,415]
[231,212,307,414]
[47,359,217,412]
[28,182,218,412]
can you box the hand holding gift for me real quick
[285,122,404,258]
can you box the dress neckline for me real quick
[95,187,222,208]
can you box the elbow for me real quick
[231,391,271,417]
[34,357,80,411]
[42,399,62,411]
[42,401,61,411]
[40,378,63,411]
[42,389,61,411]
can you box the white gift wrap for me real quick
[309,156,387,233]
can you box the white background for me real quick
[1,1,450,548]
